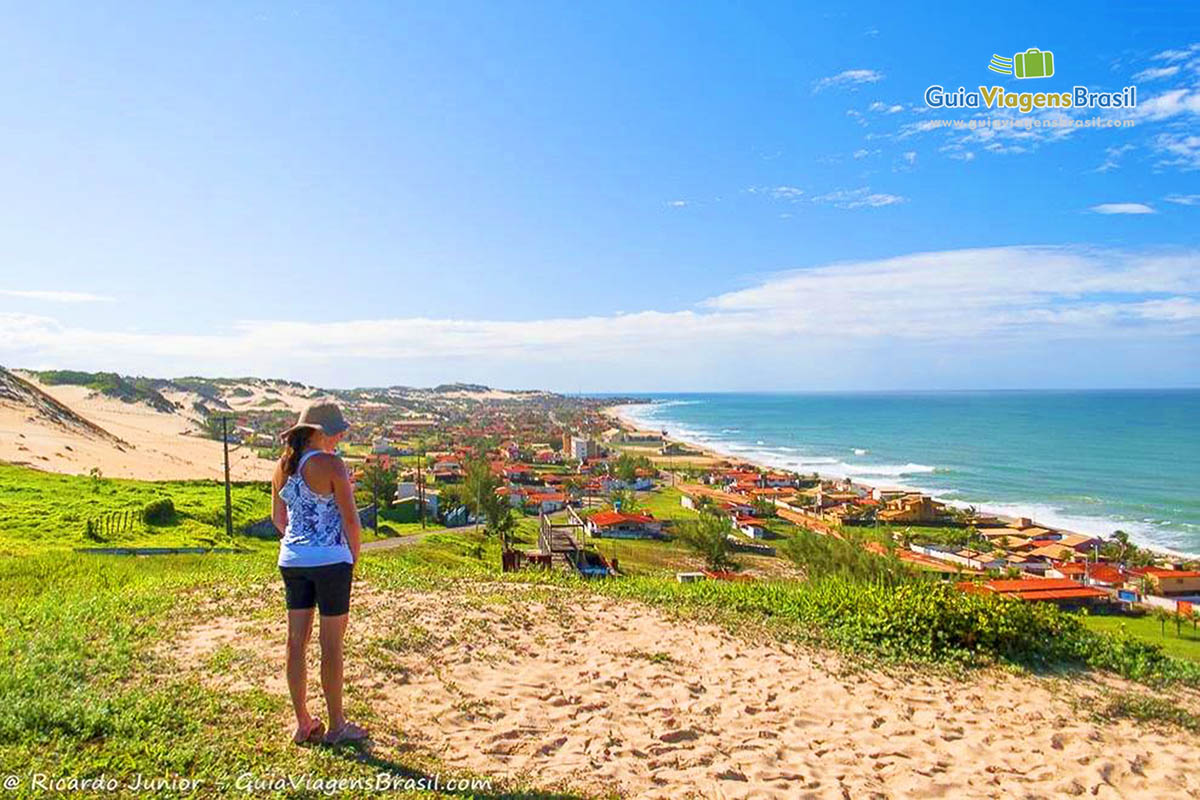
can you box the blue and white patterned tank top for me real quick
[278,450,353,567]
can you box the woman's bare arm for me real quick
[331,458,362,563]
[271,467,288,536]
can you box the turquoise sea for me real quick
[612,391,1200,555]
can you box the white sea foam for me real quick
[841,462,935,478]
[853,448,868,455]
[947,499,1199,557]
[610,400,1199,557]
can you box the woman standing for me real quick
[271,401,367,745]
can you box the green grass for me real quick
[589,536,701,575]
[0,552,570,799]
[375,520,448,538]
[635,486,700,523]
[1083,613,1200,664]
[0,463,272,554]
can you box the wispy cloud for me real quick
[1133,65,1180,81]
[666,199,688,208]
[748,185,805,201]
[1151,43,1200,63]
[812,187,907,209]
[1166,193,1200,206]
[1136,89,1200,122]
[868,101,904,114]
[1095,144,1134,173]
[1152,133,1200,170]
[1090,203,1156,215]
[0,289,115,303]
[812,69,883,93]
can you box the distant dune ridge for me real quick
[0,366,126,445]
[0,366,286,481]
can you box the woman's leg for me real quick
[318,612,348,731]
[286,608,317,733]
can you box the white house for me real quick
[733,517,768,539]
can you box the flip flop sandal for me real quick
[323,722,368,745]
[293,718,325,745]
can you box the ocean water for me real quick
[612,391,1200,555]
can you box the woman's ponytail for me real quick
[281,428,315,476]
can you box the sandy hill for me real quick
[0,367,127,445]
[0,368,275,481]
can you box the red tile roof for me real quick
[525,492,567,503]
[958,577,1109,602]
[1135,568,1200,579]
[1088,565,1126,585]
[589,510,656,527]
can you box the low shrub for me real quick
[140,498,175,525]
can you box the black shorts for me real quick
[280,562,353,616]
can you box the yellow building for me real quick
[876,494,946,524]
[1137,569,1200,597]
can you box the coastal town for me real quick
[218,384,1199,622]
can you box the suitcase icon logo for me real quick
[988,48,1055,79]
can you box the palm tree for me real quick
[482,494,516,551]
[1112,529,1131,563]
[1152,606,1170,637]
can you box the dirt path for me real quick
[172,580,1200,799]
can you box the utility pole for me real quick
[475,470,483,535]
[221,416,233,541]
[370,473,379,531]
[416,441,425,529]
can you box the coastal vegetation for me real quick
[675,511,735,571]
[31,369,177,413]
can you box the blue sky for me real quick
[1,1,1197,390]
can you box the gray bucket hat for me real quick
[279,401,350,439]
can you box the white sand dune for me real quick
[1,374,275,481]
[174,580,1200,799]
